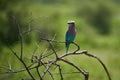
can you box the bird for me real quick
[65,20,76,53]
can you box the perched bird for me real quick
[65,21,76,53]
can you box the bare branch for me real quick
[0,63,37,74]
[53,63,63,80]
[60,50,111,80]
[72,42,80,53]
[8,45,20,61]
[7,16,35,80]
[46,34,58,59]
[41,61,54,80]
[41,61,56,80]
[59,58,89,80]
[2,18,111,80]
[36,67,42,80]
[19,59,35,80]
[12,16,23,59]
[48,42,58,59]
[52,71,82,75]
[80,51,111,80]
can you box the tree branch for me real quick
[12,16,23,59]
[59,58,89,80]
[2,20,112,80]
[53,63,63,80]
[80,51,111,80]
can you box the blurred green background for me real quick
[0,0,120,80]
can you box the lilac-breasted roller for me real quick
[65,21,76,53]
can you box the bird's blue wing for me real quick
[65,31,75,53]
[66,31,75,42]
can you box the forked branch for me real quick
[1,17,112,80]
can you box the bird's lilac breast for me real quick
[66,27,76,42]
[68,27,76,36]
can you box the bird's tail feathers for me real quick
[66,42,70,54]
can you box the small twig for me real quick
[52,71,82,75]
[0,63,39,74]
[60,58,89,80]
[8,45,20,61]
[12,16,23,59]
[41,50,56,60]
[20,59,35,80]
[60,50,111,80]
[40,38,61,43]
[48,34,58,59]
[48,42,58,59]
[36,67,42,80]
[72,42,80,53]
[31,42,40,63]
[81,51,112,80]
[41,61,54,80]
[41,61,56,79]
[14,55,35,80]
[7,40,35,80]
[53,63,63,80]
[0,66,10,71]
[40,39,80,53]
[40,35,59,59]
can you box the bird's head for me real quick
[67,20,75,27]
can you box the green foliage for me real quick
[75,1,116,35]
[0,0,30,48]
[0,0,120,80]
